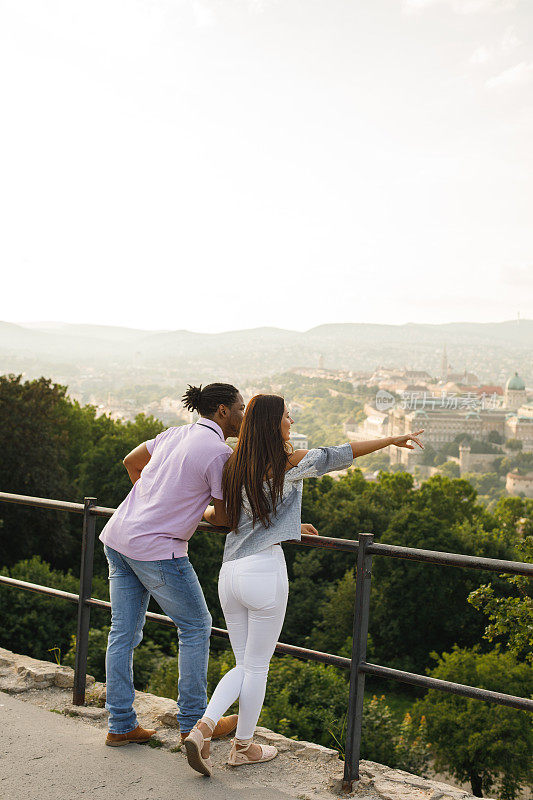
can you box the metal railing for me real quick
[0,490,531,792]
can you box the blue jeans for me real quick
[103,545,212,734]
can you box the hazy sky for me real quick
[1,0,532,332]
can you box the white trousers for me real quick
[204,544,289,739]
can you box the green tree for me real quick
[468,537,533,663]
[0,375,77,567]
[369,477,513,673]
[463,473,504,498]
[64,625,166,688]
[491,497,533,540]
[362,695,429,775]
[413,647,532,799]
[311,568,357,656]
[0,556,108,661]
[437,461,460,478]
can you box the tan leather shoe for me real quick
[105,724,156,747]
[212,714,238,740]
[180,714,238,744]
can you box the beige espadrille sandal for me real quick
[183,717,215,777]
[227,737,278,767]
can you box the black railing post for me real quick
[343,532,374,791]
[73,497,97,705]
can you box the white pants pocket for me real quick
[235,572,277,610]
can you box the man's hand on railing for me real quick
[301,523,319,536]
[203,498,230,529]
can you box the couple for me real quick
[99,382,423,776]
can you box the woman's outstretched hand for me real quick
[390,429,424,450]
[301,523,319,536]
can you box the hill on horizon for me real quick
[1,319,531,386]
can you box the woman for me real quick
[184,395,423,775]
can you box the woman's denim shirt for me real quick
[222,443,354,563]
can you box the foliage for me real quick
[147,642,236,701]
[436,461,460,478]
[0,375,77,567]
[362,695,430,775]
[369,476,515,673]
[147,646,427,773]
[0,556,108,661]
[468,537,533,663]
[310,568,357,656]
[462,472,504,498]
[77,413,164,508]
[64,625,167,687]
[357,451,390,473]
[493,451,533,478]
[413,647,533,799]
[491,497,533,539]
[253,371,360,448]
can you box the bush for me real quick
[362,696,429,775]
[0,556,108,662]
[413,647,533,799]
[64,625,167,688]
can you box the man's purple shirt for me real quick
[99,419,232,561]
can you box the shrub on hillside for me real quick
[0,556,108,662]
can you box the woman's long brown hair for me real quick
[222,394,290,531]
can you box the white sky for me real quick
[1,0,532,333]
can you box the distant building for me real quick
[505,413,533,451]
[504,372,527,411]
[506,472,533,498]
[290,431,309,450]
[441,345,448,382]
[458,444,500,475]
[343,419,360,439]
[346,369,530,473]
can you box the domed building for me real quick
[504,372,527,411]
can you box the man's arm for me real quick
[123,443,152,485]
[203,498,230,529]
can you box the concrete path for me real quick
[0,692,292,800]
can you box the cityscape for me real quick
[2,319,532,500]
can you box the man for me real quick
[99,382,245,746]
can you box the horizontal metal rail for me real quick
[2,491,531,573]
[0,575,351,669]
[359,662,533,712]
[368,542,533,577]
[0,492,86,514]
[3,574,529,712]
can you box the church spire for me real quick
[441,345,448,382]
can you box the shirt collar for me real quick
[196,418,225,441]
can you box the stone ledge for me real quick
[0,646,492,798]
[353,761,488,800]
[0,647,94,692]
[64,705,108,720]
